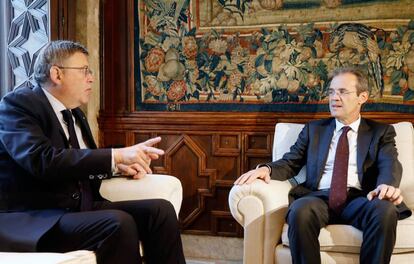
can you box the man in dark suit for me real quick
[235,67,412,264]
[0,40,185,264]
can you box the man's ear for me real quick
[358,91,369,105]
[49,66,62,84]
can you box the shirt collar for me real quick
[42,88,68,116]
[335,116,361,133]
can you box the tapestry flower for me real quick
[287,79,301,93]
[386,42,411,70]
[183,36,198,58]
[231,46,248,65]
[145,75,163,96]
[228,71,243,92]
[145,47,165,72]
[306,73,320,88]
[167,80,187,101]
[209,39,228,54]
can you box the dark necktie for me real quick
[61,109,93,211]
[329,126,351,215]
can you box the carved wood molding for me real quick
[153,134,218,228]
[99,111,414,135]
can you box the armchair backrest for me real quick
[393,122,414,209]
[272,123,306,185]
[272,122,414,209]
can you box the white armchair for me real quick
[229,122,414,264]
[0,174,183,264]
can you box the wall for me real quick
[76,0,100,141]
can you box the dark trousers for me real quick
[286,190,398,264]
[38,199,186,264]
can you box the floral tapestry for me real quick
[136,0,414,112]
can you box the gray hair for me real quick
[34,40,88,85]
[329,67,369,95]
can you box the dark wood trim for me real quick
[50,0,76,40]
[99,111,413,132]
[127,0,135,112]
[100,0,131,114]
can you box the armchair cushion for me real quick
[0,250,96,264]
[100,174,183,216]
[281,214,414,254]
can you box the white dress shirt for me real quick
[42,88,88,149]
[318,117,362,190]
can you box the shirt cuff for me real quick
[111,149,120,176]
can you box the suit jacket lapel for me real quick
[316,119,336,181]
[357,118,373,183]
[33,86,68,144]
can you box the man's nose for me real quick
[88,74,94,83]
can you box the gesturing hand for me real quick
[367,184,403,205]
[113,137,165,175]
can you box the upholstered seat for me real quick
[0,174,183,264]
[229,122,414,264]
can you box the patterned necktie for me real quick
[61,109,93,211]
[329,126,351,215]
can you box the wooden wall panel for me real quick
[98,112,413,237]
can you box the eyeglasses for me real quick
[54,65,93,77]
[327,89,357,97]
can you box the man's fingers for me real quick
[234,167,271,185]
[117,163,138,176]
[142,137,162,147]
[245,172,258,184]
[148,153,159,160]
[369,185,404,205]
[234,171,253,185]
[384,185,395,199]
[129,163,148,174]
[393,195,403,205]
[367,190,377,201]
[234,173,248,185]
[390,188,401,201]
[133,171,147,180]
[137,161,152,174]
[143,146,165,156]
[378,185,389,199]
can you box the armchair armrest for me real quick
[100,174,182,217]
[229,179,291,264]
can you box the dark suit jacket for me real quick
[267,118,411,219]
[0,85,112,251]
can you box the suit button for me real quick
[72,192,80,200]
